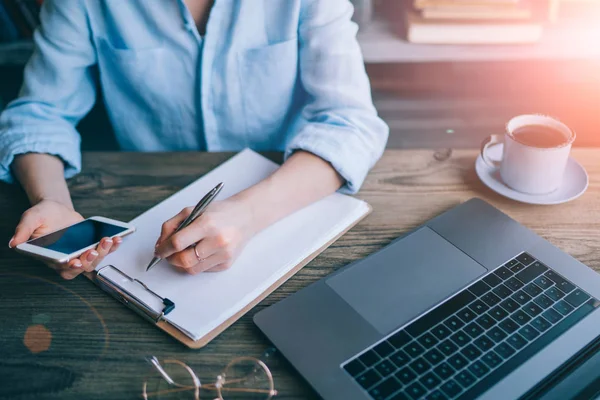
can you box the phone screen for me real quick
[27,219,128,254]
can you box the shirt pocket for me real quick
[95,38,186,149]
[237,39,299,141]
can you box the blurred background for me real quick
[0,0,599,150]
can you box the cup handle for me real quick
[480,134,503,169]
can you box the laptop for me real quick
[254,198,600,400]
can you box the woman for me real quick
[1,0,388,280]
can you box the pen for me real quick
[146,182,224,271]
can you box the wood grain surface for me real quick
[1,149,599,400]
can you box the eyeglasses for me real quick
[142,349,278,400]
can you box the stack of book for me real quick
[0,0,43,43]
[405,0,544,44]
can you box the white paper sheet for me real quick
[99,149,369,341]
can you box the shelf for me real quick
[0,41,34,66]
[357,17,600,63]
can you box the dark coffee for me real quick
[511,125,570,148]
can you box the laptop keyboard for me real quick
[342,253,598,400]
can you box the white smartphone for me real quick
[15,216,135,264]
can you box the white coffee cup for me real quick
[480,115,575,195]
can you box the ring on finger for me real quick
[194,244,205,262]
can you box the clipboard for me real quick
[83,150,372,349]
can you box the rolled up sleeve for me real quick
[284,0,389,194]
[0,0,96,183]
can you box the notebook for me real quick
[91,149,371,348]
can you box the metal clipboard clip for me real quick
[95,265,175,323]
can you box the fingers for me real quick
[156,213,213,259]
[155,207,193,248]
[166,236,221,270]
[57,236,121,279]
[175,250,233,275]
[10,209,42,247]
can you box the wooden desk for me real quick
[1,150,599,399]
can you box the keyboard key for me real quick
[489,306,509,321]
[505,277,524,291]
[438,339,459,357]
[450,331,470,347]
[504,259,520,269]
[395,367,417,385]
[440,379,463,397]
[523,283,542,298]
[483,274,502,288]
[457,307,477,323]
[494,266,513,280]
[512,310,532,325]
[405,382,427,400]
[534,294,554,310]
[455,370,477,388]
[390,349,411,368]
[519,325,540,341]
[434,362,455,380]
[565,289,591,308]
[493,284,513,299]
[448,353,468,370]
[356,369,382,389]
[469,280,491,297]
[344,359,366,377]
[542,308,562,324]
[546,286,566,302]
[370,377,402,400]
[461,344,482,361]
[545,271,575,294]
[424,348,444,366]
[476,314,496,330]
[500,298,520,313]
[510,262,526,273]
[499,318,520,334]
[531,316,552,332]
[406,290,475,337]
[474,335,495,351]
[534,275,553,290]
[516,253,534,266]
[420,372,441,390]
[432,324,452,340]
[464,322,485,339]
[482,292,502,307]
[375,360,396,377]
[554,300,574,316]
[494,342,516,359]
[374,341,395,358]
[359,350,380,367]
[482,351,503,368]
[507,333,528,350]
[488,327,508,343]
[409,358,431,375]
[404,341,425,358]
[516,261,548,284]
[425,390,447,400]
[470,300,490,315]
[468,360,490,378]
[389,331,412,349]
[524,302,543,317]
[418,333,439,349]
[445,316,465,331]
[456,301,596,400]
[512,290,532,305]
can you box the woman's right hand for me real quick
[9,200,122,280]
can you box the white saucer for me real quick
[475,144,589,205]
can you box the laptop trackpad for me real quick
[327,227,487,335]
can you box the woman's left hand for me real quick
[154,198,256,274]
